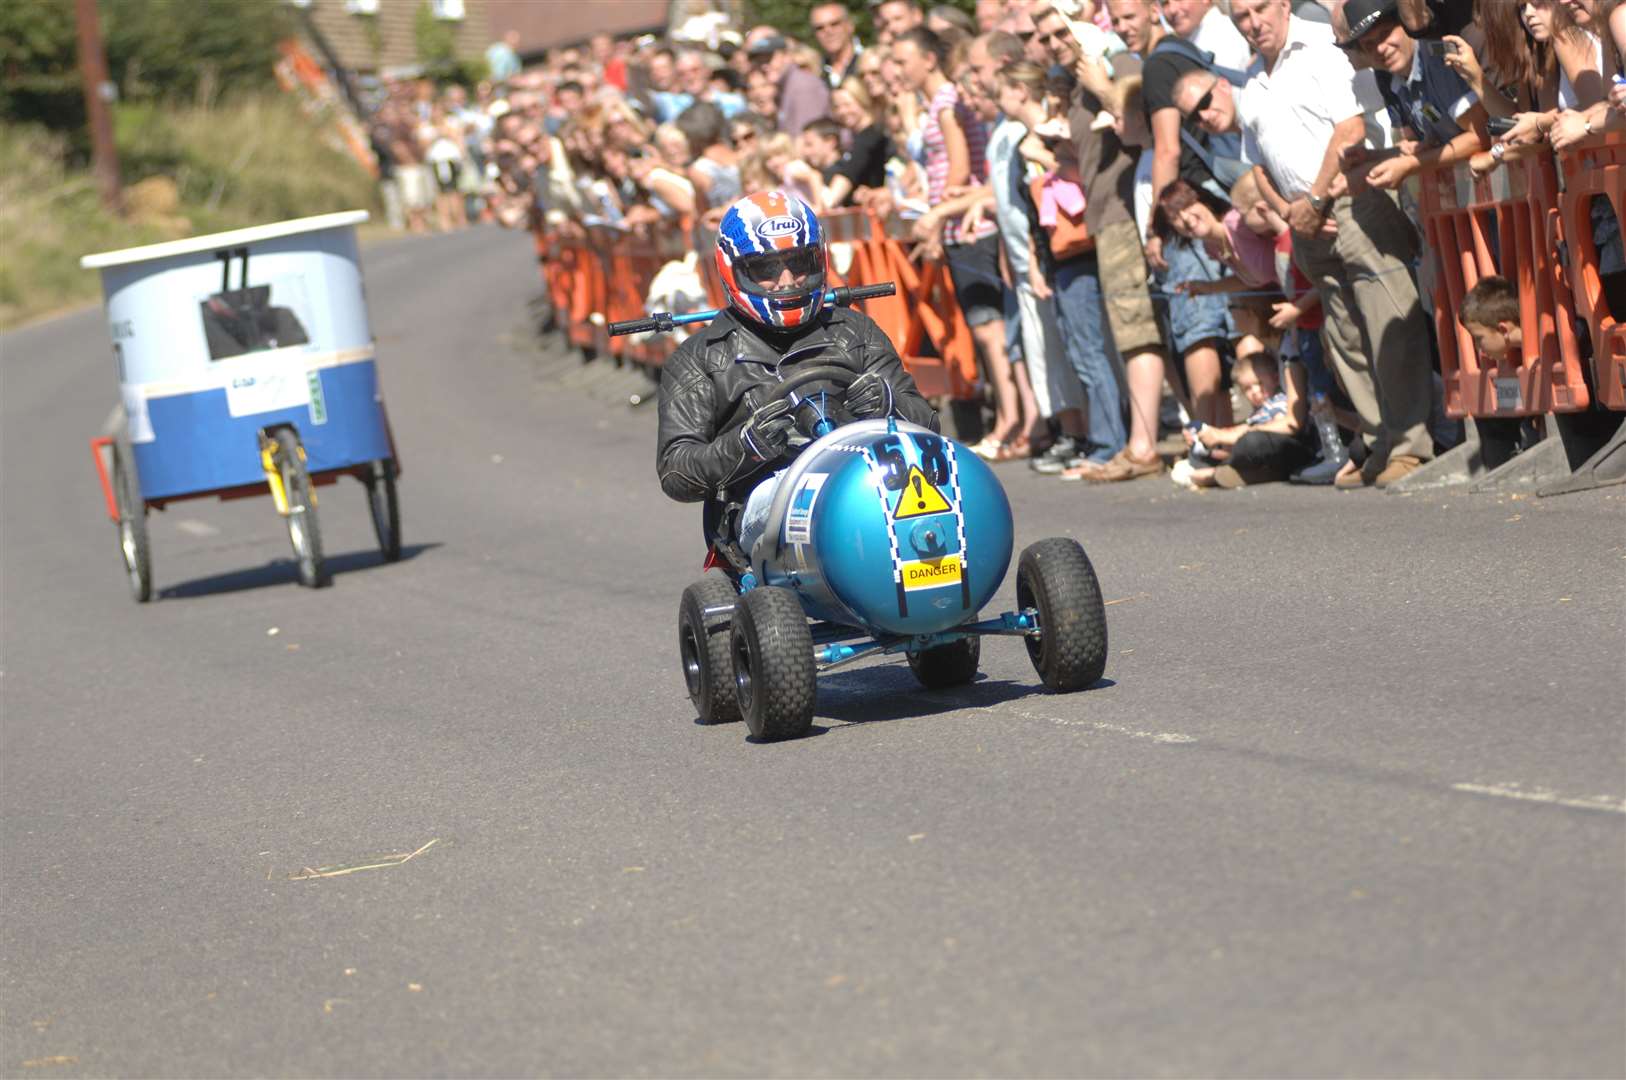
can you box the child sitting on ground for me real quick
[1173,347,1318,489]
[1459,275,1544,468]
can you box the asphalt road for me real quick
[2,225,1623,1079]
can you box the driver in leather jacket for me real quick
[656,191,938,546]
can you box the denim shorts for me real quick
[1158,235,1235,355]
[945,233,1005,329]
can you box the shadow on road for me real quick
[156,542,441,599]
[813,669,1062,730]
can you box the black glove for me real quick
[740,397,796,461]
[846,371,896,420]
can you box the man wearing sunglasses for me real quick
[657,190,939,553]
[811,2,863,89]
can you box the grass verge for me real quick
[1,94,381,330]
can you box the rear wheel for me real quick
[730,587,816,742]
[112,443,152,603]
[907,636,980,689]
[366,458,402,561]
[1016,538,1107,691]
[274,428,326,588]
[679,574,741,724]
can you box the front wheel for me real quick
[679,573,741,725]
[274,428,327,588]
[730,587,816,742]
[112,443,152,603]
[907,636,980,689]
[366,458,402,562]
[1016,538,1107,691]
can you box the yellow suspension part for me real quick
[259,432,312,516]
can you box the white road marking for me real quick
[920,692,1196,744]
[174,519,220,537]
[1452,783,1626,815]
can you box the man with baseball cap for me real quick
[744,28,831,135]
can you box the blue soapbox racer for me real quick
[615,287,1109,743]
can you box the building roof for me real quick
[486,0,671,54]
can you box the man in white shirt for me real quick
[1231,0,1435,488]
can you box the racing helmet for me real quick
[715,190,827,329]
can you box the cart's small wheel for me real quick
[274,428,327,588]
[366,458,402,562]
[730,586,816,742]
[679,573,741,725]
[112,443,153,603]
[1016,538,1107,692]
[907,635,980,689]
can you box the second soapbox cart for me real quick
[82,211,401,601]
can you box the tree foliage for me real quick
[741,0,979,46]
[0,0,290,134]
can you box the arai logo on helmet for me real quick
[755,215,801,240]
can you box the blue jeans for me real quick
[1053,256,1125,463]
[1158,236,1234,355]
[1296,325,1333,399]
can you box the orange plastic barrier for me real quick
[1557,131,1626,412]
[1420,151,1588,418]
[1420,130,1626,419]
[537,206,981,401]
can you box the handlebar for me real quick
[609,282,897,337]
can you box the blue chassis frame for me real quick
[707,594,1042,673]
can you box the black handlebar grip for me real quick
[608,313,674,336]
[830,283,897,306]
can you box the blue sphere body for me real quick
[753,419,1014,636]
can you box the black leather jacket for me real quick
[656,305,939,510]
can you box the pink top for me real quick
[1216,209,1278,289]
[921,82,996,246]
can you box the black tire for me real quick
[730,587,816,742]
[274,428,327,588]
[679,573,741,724]
[1016,538,1108,692]
[112,443,153,603]
[367,459,402,562]
[907,635,980,689]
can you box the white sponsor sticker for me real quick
[783,472,826,545]
[1494,376,1522,413]
[121,384,155,444]
[223,355,312,418]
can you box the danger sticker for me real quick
[892,465,953,519]
[901,554,963,591]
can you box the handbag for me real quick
[1030,172,1093,260]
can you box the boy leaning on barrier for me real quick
[655,190,938,559]
[1458,276,1544,469]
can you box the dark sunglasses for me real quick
[738,246,822,283]
[1189,86,1214,115]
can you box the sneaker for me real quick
[1029,436,1081,475]
[1290,455,1344,485]
[1169,458,1198,489]
[1374,453,1425,488]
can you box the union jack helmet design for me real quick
[715,190,827,329]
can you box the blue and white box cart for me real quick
[83,211,401,600]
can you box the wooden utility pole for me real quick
[75,0,124,215]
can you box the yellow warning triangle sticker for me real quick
[893,466,953,519]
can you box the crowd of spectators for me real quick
[381,0,1626,490]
